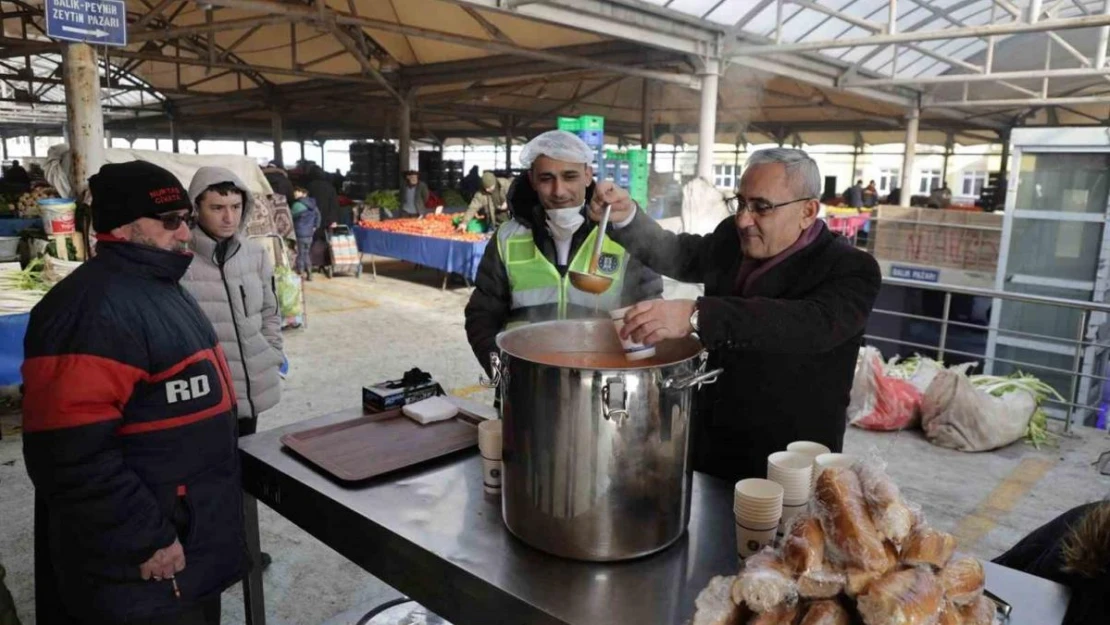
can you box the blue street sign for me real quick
[890,265,940,283]
[45,0,127,47]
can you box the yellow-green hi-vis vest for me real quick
[497,219,629,326]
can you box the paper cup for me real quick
[787,441,832,458]
[812,453,857,490]
[767,451,814,504]
[478,420,503,493]
[610,306,657,362]
[736,516,780,559]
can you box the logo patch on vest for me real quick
[597,253,620,275]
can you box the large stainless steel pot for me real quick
[488,319,722,561]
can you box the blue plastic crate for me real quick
[577,129,604,146]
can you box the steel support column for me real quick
[900,107,919,208]
[170,117,180,154]
[999,128,1012,181]
[696,58,720,181]
[942,133,954,186]
[398,96,412,184]
[62,43,105,201]
[29,128,36,158]
[1098,0,1110,68]
[504,115,513,171]
[271,110,285,167]
[1,134,7,160]
[640,79,652,151]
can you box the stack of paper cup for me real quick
[767,451,814,535]
[812,452,857,491]
[733,478,784,559]
[478,420,503,496]
[786,441,832,496]
[609,306,656,361]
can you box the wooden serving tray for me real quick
[280,408,478,482]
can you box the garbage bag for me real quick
[847,346,923,431]
[920,369,1036,452]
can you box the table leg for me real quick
[442,272,449,291]
[242,493,267,625]
[370,254,378,282]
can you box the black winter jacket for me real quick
[307,168,343,228]
[609,214,881,483]
[993,502,1110,625]
[22,242,247,623]
[464,177,664,374]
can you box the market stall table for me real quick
[238,408,1072,625]
[353,226,489,289]
[0,218,40,236]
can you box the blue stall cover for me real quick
[353,227,489,282]
[0,312,30,386]
[0,218,41,236]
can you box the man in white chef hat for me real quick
[463,130,663,374]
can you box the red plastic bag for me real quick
[848,347,923,431]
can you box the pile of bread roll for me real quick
[693,461,996,625]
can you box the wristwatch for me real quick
[689,303,700,334]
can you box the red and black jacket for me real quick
[22,242,247,623]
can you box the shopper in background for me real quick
[1,159,30,193]
[457,171,510,233]
[863,180,878,207]
[400,170,430,218]
[261,161,295,207]
[591,148,881,483]
[291,186,321,281]
[846,178,863,209]
[994,501,1109,625]
[22,161,245,624]
[183,166,284,437]
[465,130,663,374]
[460,165,481,203]
[306,164,342,227]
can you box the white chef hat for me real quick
[519,130,594,168]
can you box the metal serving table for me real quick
[239,409,1071,625]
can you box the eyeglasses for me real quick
[154,212,195,231]
[725,196,814,217]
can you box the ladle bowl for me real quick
[567,270,614,295]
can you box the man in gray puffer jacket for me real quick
[183,166,284,437]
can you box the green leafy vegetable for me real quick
[971,372,1065,449]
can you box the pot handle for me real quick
[663,368,724,390]
[602,377,629,422]
[480,352,503,388]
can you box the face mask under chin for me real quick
[545,206,585,239]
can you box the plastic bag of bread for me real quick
[857,568,944,625]
[936,601,962,625]
[732,548,797,613]
[958,595,997,625]
[798,569,846,599]
[799,600,850,625]
[854,459,916,545]
[902,526,957,570]
[746,603,799,625]
[939,557,985,606]
[782,516,825,575]
[692,575,746,625]
[814,467,891,571]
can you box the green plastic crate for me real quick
[580,115,605,131]
[605,150,628,161]
[557,117,581,132]
[627,149,648,165]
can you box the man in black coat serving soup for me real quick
[588,148,881,483]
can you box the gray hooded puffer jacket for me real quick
[183,166,283,423]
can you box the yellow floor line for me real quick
[951,456,1057,549]
[449,384,487,398]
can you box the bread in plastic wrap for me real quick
[783,516,825,575]
[957,595,997,625]
[692,575,745,625]
[856,568,944,625]
[814,467,890,571]
[798,600,851,625]
[732,548,797,613]
[798,569,846,599]
[939,557,985,606]
[746,602,799,625]
[936,600,962,625]
[902,526,957,570]
[854,459,916,545]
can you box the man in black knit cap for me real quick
[21,161,246,625]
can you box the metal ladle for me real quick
[568,204,614,295]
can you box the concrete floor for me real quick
[1,258,1109,625]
